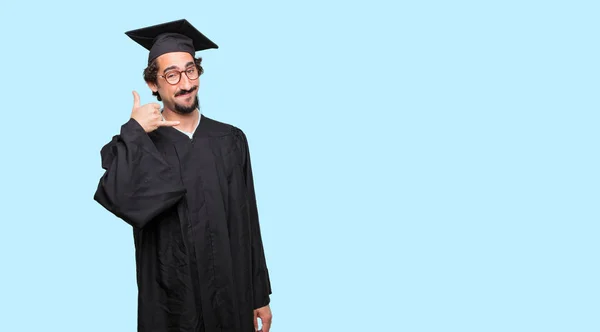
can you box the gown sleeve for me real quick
[94,118,186,229]
[236,128,273,309]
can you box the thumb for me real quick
[132,91,140,109]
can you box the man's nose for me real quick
[178,73,193,90]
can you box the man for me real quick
[94,19,273,332]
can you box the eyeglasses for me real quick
[159,66,200,85]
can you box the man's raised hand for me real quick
[131,91,179,133]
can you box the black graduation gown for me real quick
[93,115,272,332]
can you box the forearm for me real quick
[94,119,186,228]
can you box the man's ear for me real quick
[147,81,158,93]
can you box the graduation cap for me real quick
[125,19,218,64]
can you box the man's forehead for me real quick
[156,52,195,70]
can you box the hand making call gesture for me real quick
[130,91,180,133]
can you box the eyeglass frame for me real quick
[158,65,201,85]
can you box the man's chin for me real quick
[173,96,199,114]
[174,105,196,114]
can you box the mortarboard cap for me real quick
[125,19,218,64]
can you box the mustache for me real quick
[175,86,198,97]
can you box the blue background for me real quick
[1,1,598,331]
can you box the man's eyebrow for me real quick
[163,62,195,74]
[163,65,178,73]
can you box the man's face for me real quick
[149,52,199,114]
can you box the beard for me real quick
[173,93,199,114]
[171,85,199,114]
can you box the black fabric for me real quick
[94,116,271,332]
[125,19,219,63]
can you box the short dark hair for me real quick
[143,57,204,101]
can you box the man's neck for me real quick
[162,108,199,133]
